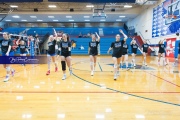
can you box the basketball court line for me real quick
[72,73,180,107]
[98,62,103,71]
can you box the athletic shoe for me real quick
[114,74,117,80]
[3,76,10,82]
[69,69,73,75]
[55,67,58,72]
[46,70,50,75]
[91,71,94,76]
[62,74,66,80]
[11,69,15,77]
[134,63,136,67]
[145,63,147,66]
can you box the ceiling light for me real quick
[37,20,43,21]
[86,5,94,8]
[10,5,18,8]
[12,15,20,18]
[48,16,54,18]
[66,16,72,18]
[30,16,37,18]
[5,20,11,21]
[48,5,56,8]
[53,20,59,21]
[119,16,125,18]
[68,20,74,21]
[124,5,132,8]
[116,19,122,21]
[100,19,106,21]
[84,16,90,18]
[84,20,90,21]
[21,20,27,21]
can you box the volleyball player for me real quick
[46,29,58,75]
[121,40,129,69]
[130,38,138,67]
[0,32,15,82]
[141,40,152,66]
[158,39,168,66]
[59,33,72,80]
[88,32,100,76]
[107,30,127,80]
[16,37,29,56]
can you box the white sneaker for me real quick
[62,74,66,80]
[91,71,94,76]
[134,63,136,67]
[69,69,73,75]
[3,76,10,82]
[114,74,117,80]
[145,63,147,66]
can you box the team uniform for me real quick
[142,44,149,53]
[89,41,100,56]
[0,39,14,56]
[158,44,165,54]
[111,40,124,58]
[47,40,56,56]
[19,44,28,55]
[122,43,128,55]
[60,41,71,57]
[131,44,138,54]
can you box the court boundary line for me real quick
[72,73,180,107]
[98,62,103,72]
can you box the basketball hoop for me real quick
[165,15,177,25]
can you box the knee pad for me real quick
[6,67,10,72]
[114,64,117,68]
[61,61,66,71]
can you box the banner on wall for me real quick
[165,38,176,57]
[152,0,180,38]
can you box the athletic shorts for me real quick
[158,51,165,54]
[143,50,148,53]
[61,53,71,58]
[132,50,137,54]
[2,51,14,56]
[122,52,128,55]
[47,53,56,56]
[112,53,122,58]
[89,52,98,56]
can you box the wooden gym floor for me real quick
[0,56,180,120]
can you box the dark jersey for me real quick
[158,44,165,53]
[122,43,128,53]
[131,44,138,51]
[0,39,13,53]
[111,40,124,56]
[60,41,71,54]
[89,41,99,55]
[47,40,56,54]
[142,44,149,52]
[19,44,27,53]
